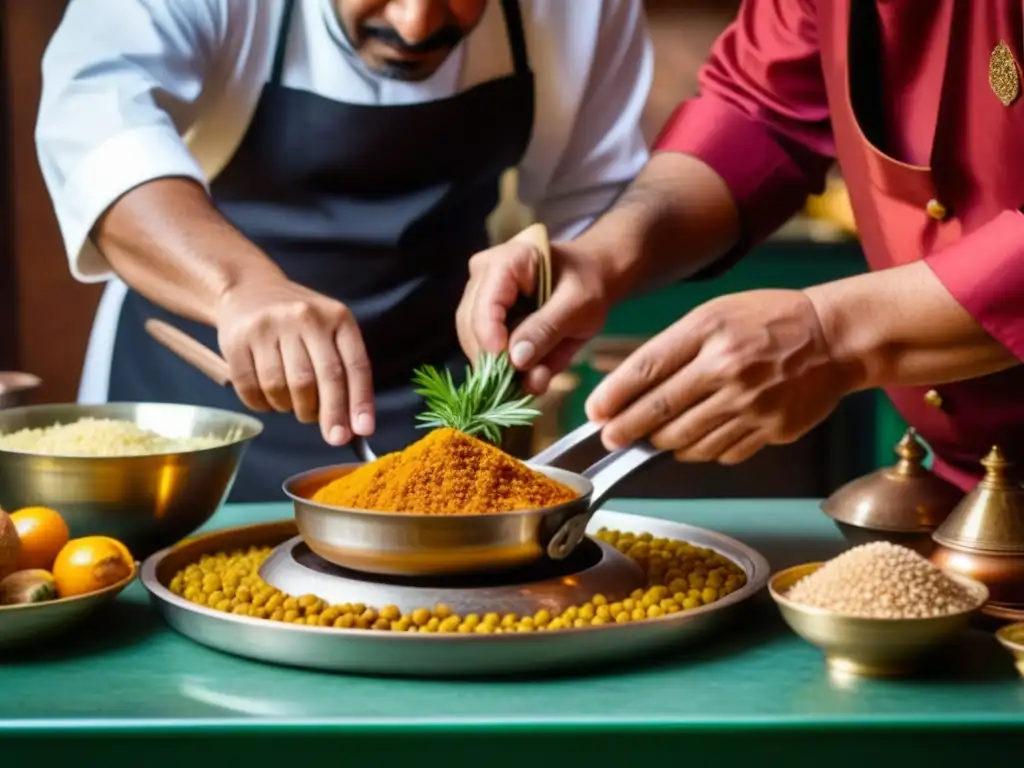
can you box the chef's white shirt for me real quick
[36,0,653,403]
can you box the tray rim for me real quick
[140,509,771,643]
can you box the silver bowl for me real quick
[0,402,262,558]
[283,422,666,577]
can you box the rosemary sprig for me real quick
[412,352,541,444]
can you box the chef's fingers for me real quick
[223,343,271,412]
[586,320,705,424]
[252,341,292,413]
[538,338,585,379]
[717,430,768,465]
[671,418,754,463]
[469,243,537,356]
[280,333,318,424]
[649,389,736,454]
[335,324,375,437]
[521,365,551,396]
[597,358,713,451]
[507,281,583,370]
[455,280,481,362]
[304,332,351,445]
[520,338,586,395]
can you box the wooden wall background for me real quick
[2,0,103,403]
[0,0,738,404]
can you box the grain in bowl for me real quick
[786,541,981,619]
[0,418,233,457]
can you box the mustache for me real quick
[360,23,464,54]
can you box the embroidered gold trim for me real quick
[990,40,1020,107]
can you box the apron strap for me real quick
[499,0,530,76]
[271,0,297,85]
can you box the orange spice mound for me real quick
[311,428,578,514]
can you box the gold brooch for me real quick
[989,40,1020,107]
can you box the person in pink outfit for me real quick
[458,0,1024,490]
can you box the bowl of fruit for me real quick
[0,504,136,652]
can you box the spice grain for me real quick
[787,542,980,619]
[312,427,576,514]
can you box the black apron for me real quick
[107,0,535,502]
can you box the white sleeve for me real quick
[35,0,226,282]
[533,0,653,242]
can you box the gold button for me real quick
[924,389,943,409]
[926,199,948,220]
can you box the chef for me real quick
[458,0,1024,491]
[36,0,652,500]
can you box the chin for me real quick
[372,62,437,82]
[365,51,447,82]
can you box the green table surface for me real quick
[3,500,1022,767]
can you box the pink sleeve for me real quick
[654,0,836,276]
[926,210,1024,361]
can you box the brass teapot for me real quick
[931,446,1024,620]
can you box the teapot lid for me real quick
[821,428,963,533]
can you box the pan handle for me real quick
[544,435,666,560]
[529,420,604,472]
[583,441,665,510]
[145,318,378,462]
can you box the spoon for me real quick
[143,319,377,463]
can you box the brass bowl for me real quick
[995,623,1024,679]
[769,562,988,677]
[0,403,262,558]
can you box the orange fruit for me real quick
[10,506,70,571]
[52,536,134,598]
[0,509,20,580]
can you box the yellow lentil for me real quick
[168,528,747,634]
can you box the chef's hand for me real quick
[586,290,859,464]
[457,240,610,394]
[215,277,373,446]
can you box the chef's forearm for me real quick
[804,261,1020,391]
[572,152,741,303]
[93,178,285,326]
